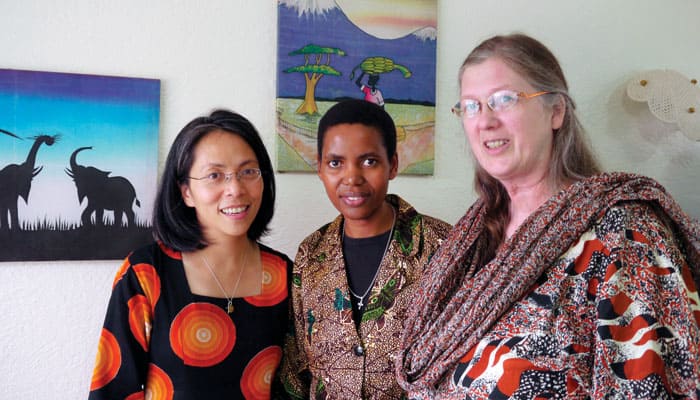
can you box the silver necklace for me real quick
[202,249,249,314]
[344,206,396,308]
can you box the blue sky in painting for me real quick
[277,5,437,104]
[0,69,160,224]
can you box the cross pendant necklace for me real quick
[346,206,396,310]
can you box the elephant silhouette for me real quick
[65,146,141,227]
[0,133,59,230]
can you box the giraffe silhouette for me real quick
[0,133,60,230]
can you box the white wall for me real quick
[1,1,698,398]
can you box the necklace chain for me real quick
[344,206,396,308]
[202,247,249,314]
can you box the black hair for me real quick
[316,99,397,160]
[367,74,380,88]
[152,109,276,251]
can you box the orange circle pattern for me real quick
[240,346,283,400]
[112,257,132,289]
[90,328,121,390]
[145,363,174,400]
[128,294,152,351]
[170,303,236,367]
[125,392,145,400]
[133,263,161,312]
[157,242,182,260]
[244,253,287,307]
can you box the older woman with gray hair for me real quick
[397,33,700,399]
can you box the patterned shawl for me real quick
[395,172,700,399]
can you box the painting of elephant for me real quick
[1,68,159,261]
[65,146,141,227]
[0,133,59,230]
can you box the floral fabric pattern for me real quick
[280,195,451,399]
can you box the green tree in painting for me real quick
[284,44,346,115]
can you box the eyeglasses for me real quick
[451,89,552,119]
[188,168,262,186]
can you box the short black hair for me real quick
[153,109,276,251]
[317,99,397,160]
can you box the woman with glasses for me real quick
[89,109,291,399]
[396,34,700,399]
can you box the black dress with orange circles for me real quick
[88,241,291,399]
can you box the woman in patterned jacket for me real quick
[396,34,700,399]
[280,99,451,399]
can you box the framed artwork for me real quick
[276,0,438,174]
[0,69,160,261]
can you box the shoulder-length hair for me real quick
[152,109,276,251]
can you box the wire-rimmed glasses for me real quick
[452,89,552,118]
[188,168,262,187]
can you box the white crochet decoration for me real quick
[626,70,700,140]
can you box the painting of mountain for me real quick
[276,0,437,174]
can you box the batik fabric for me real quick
[281,195,451,399]
[397,172,700,399]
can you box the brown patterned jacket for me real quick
[280,195,451,399]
